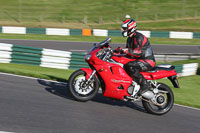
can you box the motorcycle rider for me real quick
[114,18,156,95]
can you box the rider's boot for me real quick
[138,76,151,95]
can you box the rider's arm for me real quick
[127,37,143,58]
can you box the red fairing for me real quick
[85,49,133,100]
[112,56,136,64]
[97,64,132,100]
[141,69,177,80]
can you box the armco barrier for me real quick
[155,54,200,62]
[0,43,198,76]
[0,26,200,39]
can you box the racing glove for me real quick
[113,47,123,53]
[114,47,128,54]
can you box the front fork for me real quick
[80,68,97,82]
[87,70,97,82]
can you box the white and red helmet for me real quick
[121,19,137,37]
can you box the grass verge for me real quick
[0,58,200,108]
[0,63,74,82]
[159,76,200,109]
[0,33,200,45]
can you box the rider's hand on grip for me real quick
[123,49,128,54]
[114,47,123,53]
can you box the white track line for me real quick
[0,72,199,111]
[0,72,67,85]
[174,104,200,111]
[0,131,15,133]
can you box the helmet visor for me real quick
[121,27,127,32]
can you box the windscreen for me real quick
[88,38,111,53]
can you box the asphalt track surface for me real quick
[0,39,200,54]
[0,73,200,133]
[0,39,200,132]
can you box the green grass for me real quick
[0,63,74,82]
[0,59,200,108]
[1,33,200,45]
[158,58,200,108]
[0,0,200,31]
[3,0,200,22]
[167,58,200,66]
[159,75,200,108]
[89,19,200,32]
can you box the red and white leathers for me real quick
[125,31,155,68]
[123,31,156,93]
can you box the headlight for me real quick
[85,54,92,60]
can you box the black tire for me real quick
[68,69,99,102]
[142,83,174,115]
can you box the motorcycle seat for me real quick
[146,65,175,72]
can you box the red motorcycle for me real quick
[68,38,179,115]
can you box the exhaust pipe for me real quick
[141,91,154,99]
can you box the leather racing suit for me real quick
[123,31,156,93]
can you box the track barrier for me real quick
[0,26,200,39]
[0,43,199,77]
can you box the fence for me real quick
[1,12,199,24]
[0,43,199,77]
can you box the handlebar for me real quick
[101,48,112,60]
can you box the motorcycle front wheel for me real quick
[68,69,99,102]
[142,83,174,115]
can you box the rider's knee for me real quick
[124,62,138,74]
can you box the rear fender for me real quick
[142,69,178,80]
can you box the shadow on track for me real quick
[37,79,146,113]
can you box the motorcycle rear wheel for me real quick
[142,83,174,115]
[68,69,99,102]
